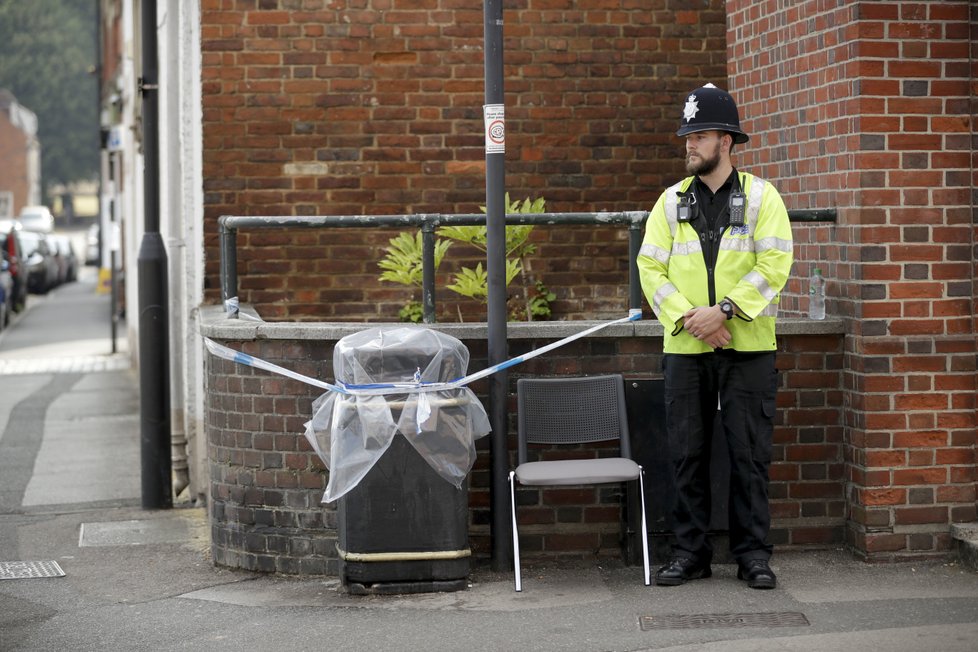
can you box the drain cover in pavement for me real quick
[0,561,66,580]
[640,611,810,630]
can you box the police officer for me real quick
[638,83,793,589]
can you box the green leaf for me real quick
[528,296,551,318]
[446,263,489,300]
[505,258,522,285]
[505,225,534,255]
[377,232,423,287]
[398,300,424,323]
[438,226,487,250]
[377,232,451,287]
[525,197,546,213]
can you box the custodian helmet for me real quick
[676,83,749,144]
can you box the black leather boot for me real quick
[654,557,712,586]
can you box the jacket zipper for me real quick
[693,172,738,308]
[701,228,721,306]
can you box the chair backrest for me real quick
[516,374,631,464]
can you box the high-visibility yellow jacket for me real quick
[638,171,794,354]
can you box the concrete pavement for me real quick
[2,266,978,651]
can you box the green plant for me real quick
[376,194,553,322]
[398,300,424,323]
[444,260,523,302]
[438,194,542,260]
[439,193,552,321]
[527,281,557,320]
[377,232,452,321]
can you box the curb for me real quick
[950,522,978,571]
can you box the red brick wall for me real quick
[0,111,31,215]
[200,0,727,320]
[727,0,978,559]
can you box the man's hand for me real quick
[682,306,731,348]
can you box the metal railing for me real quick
[218,209,836,322]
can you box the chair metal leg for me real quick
[638,466,650,586]
[509,471,522,592]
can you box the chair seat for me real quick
[515,457,640,486]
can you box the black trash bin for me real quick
[337,435,471,594]
[304,327,491,595]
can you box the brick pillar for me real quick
[727,0,978,559]
[0,104,32,213]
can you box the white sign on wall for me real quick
[107,125,125,152]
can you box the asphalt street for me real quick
[1,250,977,651]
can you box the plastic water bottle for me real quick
[808,267,825,320]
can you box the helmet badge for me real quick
[682,95,699,123]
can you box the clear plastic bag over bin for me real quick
[303,327,491,503]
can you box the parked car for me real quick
[0,218,27,312]
[18,230,59,294]
[19,205,55,233]
[0,258,12,329]
[50,235,79,283]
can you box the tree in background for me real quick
[0,0,98,204]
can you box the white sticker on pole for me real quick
[110,222,122,252]
[484,104,505,154]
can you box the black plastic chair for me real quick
[509,374,650,591]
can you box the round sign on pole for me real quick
[484,104,505,154]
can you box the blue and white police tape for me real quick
[224,297,264,322]
[203,308,643,396]
[203,338,345,393]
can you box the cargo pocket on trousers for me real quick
[749,397,776,463]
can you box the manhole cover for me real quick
[640,611,810,631]
[0,561,66,580]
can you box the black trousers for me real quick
[663,350,777,566]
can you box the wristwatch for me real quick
[719,299,735,320]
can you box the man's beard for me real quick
[685,144,720,176]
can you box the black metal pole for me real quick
[628,222,642,312]
[421,221,436,324]
[484,0,510,571]
[138,0,172,509]
[218,218,239,317]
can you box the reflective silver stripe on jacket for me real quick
[745,270,777,302]
[653,282,679,313]
[746,176,765,246]
[663,182,684,238]
[719,238,753,253]
[728,235,792,254]
[638,243,670,265]
[759,303,779,317]
[754,236,793,254]
[672,239,703,257]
